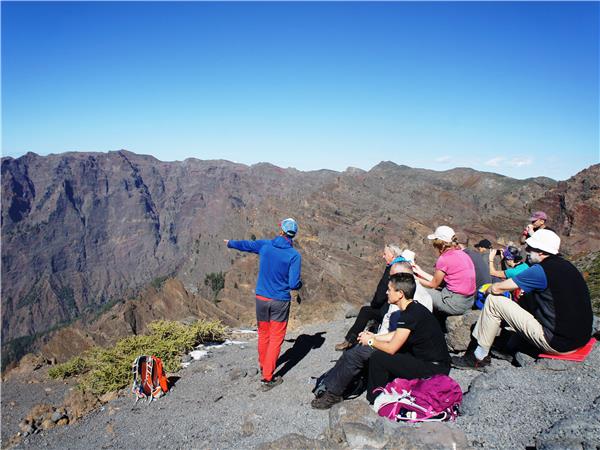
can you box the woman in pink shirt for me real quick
[413,226,476,316]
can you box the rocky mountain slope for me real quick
[3,316,599,449]
[2,150,599,366]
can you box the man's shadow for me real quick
[274,332,326,378]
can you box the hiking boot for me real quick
[260,376,283,392]
[451,351,491,371]
[490,348,514,363]
[335,340,353,351]
[311,391,343,409]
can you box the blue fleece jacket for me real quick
[227,235,302,301]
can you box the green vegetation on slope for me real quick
[49,320,226,395]
[574,251,600,315]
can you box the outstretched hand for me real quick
[223,239,229,245]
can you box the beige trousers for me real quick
[472,294,559,354]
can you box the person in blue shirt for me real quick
[225,218,302,391]
[488,245,529,280]
[452,229,592,370]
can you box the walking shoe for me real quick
[335,340,353,351]
[451,351,491,371]
[260,376,283,392]
[311,391,343,409]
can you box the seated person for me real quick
[357,273,451,405]
[456,232,493,289]
[412,226,476,317]
[312,266,420,409]
[452,229,593,370]
[520,211,548,245]
[488,245,529,280]
[335,243,405,351]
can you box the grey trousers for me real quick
[324,344,373,396]
[429,287,474,316]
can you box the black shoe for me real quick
[260,376,283,392]
[311,391,343,409]
[451,351,491,371]
[490,348,514,363]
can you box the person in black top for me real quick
[357,273,451,404]
[334,244,405,351]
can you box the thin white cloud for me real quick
[485,157,504,167]
[435,155,452,163]
[509,157,533,168]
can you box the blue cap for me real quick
[280,218,298,237]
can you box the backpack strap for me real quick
[131,356,147,401]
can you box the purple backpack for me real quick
[373,375,463,422]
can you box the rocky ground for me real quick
[2,310,600,449]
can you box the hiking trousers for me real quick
[345,306,381,344]
[324,344,373,396]
[472,294,559,354]
[429,287,474,316]
[366,351,450,404]
[256,296,290,381]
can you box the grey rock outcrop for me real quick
[445,310,481,352]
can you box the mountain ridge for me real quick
[2,150,598,366]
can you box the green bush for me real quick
[48,356,88,379]
[151,276,169,291]
[204,272,225,299]
[48,319,226,396]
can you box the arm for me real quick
[412,264,433,282]
[225,239,268,254]
[358,328,411,355]
[488,252,507,279]
[488,278,518,295]
[288,253,302,290]
[417,269,445,289]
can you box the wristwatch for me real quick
[368,338,374,348]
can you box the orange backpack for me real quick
[131,355,169,402]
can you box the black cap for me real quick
[474,239,492,249]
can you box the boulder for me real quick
[383,422,470,449]
[343,422,388,449]
[445,310,481,352]
[536,403,600,449]
[328,399,382,444]
[258,433,329,450]
[99,391,119,404]
[40,419,55,430]
[63,390,100,422]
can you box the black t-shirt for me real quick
[390,302,450,364]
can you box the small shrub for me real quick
[204,272,225,299]
[49,356,88,379]
[151,276,169,291]
[48,319,226,396]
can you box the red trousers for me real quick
[256,296,290,381]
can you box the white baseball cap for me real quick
[526,229,560,255]
[427,225,455,243]
[401,249,416,262]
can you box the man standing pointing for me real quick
[225,218,302,391]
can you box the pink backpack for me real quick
[373,375,462,422]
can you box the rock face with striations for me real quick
[2,150,599,363]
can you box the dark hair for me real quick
[388,273,417,300]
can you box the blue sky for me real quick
[2,1,598,180]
